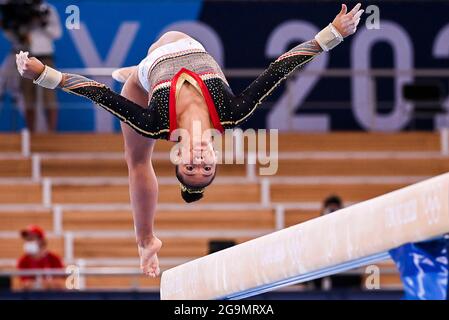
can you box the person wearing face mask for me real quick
[16,225,64,290]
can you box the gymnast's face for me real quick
[177,140,217,186]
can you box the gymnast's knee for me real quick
[124,149,151,171]
[158,31,190,41]
[148,31,192,54]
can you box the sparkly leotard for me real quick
[61,39,323,140]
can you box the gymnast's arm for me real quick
[15,53,162,139]
[229,39,323,126]
[58,73,159,137]
[230,3,364,126]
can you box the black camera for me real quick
[0,0,50,43]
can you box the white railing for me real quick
[0,265,399,278]
[0,265,400,292]
[55,67,449,78]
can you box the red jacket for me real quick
[17,251,64,281]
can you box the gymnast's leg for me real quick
[115,32,197,276]
[112,31,192,83]
[120,72,161,277]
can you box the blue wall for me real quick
[1,0,449,132]
[0,0,203,131]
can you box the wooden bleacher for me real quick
[5,157,449,178]
[0,237,64,260]
[0,183,42,204]
[0,158,31,177]
[268,132,440,152]
[265,158,449,177]
[39,159,246,177]
[2,131,441,291]
[63,209,275,231]
[29,132,441,153]
[270,182,408,202]
[51,183,262,204]
[73,237,244,259]
[285,209,320,227]
[0,180,419,205]
[0,209,53,232]
[83,274,161,289]
[10,272,162,290]
[0,133,22,153]
[31,134,126,153]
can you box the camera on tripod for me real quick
[0,0,50,44]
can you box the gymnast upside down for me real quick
[16,3,364,277]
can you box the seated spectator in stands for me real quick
[16,225,64,290]
[310,195,363,291]
[321,195,343,215]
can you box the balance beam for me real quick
[160,173,449,300]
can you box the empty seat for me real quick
[63,209,275,231]
[52,183,261,204]
[0,159,31,177]
[30,133,241,154]
[263,158,449,177]
[29,132,440,153]
[42,159,128,177]
[0,210,53,232]
[84,274,160,289]
[0,184,42,204]
[269,132,440,152]
[41,158,246,177]
[285,209,320,226]
[0,236,64,259]
[0,134,22,153]
[73,236,250,259]
[270,183,407,202]
[31,134,124,153]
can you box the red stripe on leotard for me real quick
[168,68,224,139]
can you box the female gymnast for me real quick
[16,3,363,277]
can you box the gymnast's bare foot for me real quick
[138,236,162,277]
[112,66,137,83]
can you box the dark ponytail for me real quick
[180,184,204,203]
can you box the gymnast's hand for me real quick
[15,51,45,80]
[332,3,364,38]
[137,236,162,277]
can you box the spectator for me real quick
[16,225,64,290]
[19,0,62,131]
[311,195,363,291]
[0,0,28,123]
[321,194,343,215]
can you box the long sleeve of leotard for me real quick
[60,73,162,138]
[230,39,323,126]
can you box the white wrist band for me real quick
[33,65,63,89]
[315,23,344,52]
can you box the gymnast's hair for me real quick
[175,165,217,203]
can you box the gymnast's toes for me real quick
[112,66,137,83]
